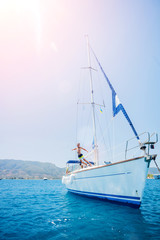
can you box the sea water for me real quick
[0,179,160,240]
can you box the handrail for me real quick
[125,132,158,159]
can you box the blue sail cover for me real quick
[67,160,94,165]
[92,50,140,141]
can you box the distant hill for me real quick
[0,159,65,179]
[1,160,158,180]
[148,167,159,175]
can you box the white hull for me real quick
[62,156,152,208]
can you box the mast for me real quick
[86,36,99,166]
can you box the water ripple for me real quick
[0,179,160,239]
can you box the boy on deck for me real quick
[72,143,92,167]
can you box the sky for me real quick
[0,0,160,168]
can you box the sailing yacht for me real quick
[62,38,158,208]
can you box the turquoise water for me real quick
[0,179,160,240]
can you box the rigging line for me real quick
[95,110,108,150]
[90,44,140,144]
[127,145,140,152]
[75,68,82,140]
[81,106,92,148]
[76,69,86,161]
[110,150,126,161]
[97,69,113,156]
[90,53,110,151]
[95,104,115,163]
[101,107,113,154]
[78,70,86,145]
[75,101,79,145]
[92,55,106,106]
[101,139,127,153]
[97,122,113,159]
[128,144,143,158]
[97,114,113,152]
[84,149,94,159]
[75,69,82,159]
[112,117,115,162]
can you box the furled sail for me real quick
[91,48,140,141]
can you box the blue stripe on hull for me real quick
[67,188,141,208]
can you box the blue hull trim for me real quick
[67,188,141,208]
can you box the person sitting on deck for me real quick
[72,143,92,167]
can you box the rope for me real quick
[153,160,160,174]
